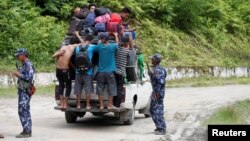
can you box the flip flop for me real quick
[86,106,91,110]
[107,106,119,110]
[76,105,81,109]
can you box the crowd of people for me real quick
[53,4,142,110]
[52,3,167,135]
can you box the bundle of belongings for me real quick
[61,4,135,46]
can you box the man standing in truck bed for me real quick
[52,44,78,109]
[95,32,119,109]
[74,34,96,110]
[114,35,130,107]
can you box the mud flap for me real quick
[139,96,151,117]
[119,110,130,122]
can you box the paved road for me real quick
[0,85,250,141]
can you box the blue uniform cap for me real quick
[150,53,162,63]
[15,48,28,57]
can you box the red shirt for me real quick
[110,13,122,24]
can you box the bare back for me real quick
[56,45,76,69]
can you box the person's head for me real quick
[121,35,130,47]
[84,34,94,43]
[120,7,132,19]
[74,7,81,16]
[88,4,96,13]
[150,53,161,66]
[99,32,109,44]
[15,48,29,62]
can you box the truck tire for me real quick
[65,111,77,123]
[124,105,135,125]
[144,114,151,118]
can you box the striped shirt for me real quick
[115,46,130,76]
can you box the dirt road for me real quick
[1,85,250,141]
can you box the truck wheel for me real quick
[144,114,151,118]
[124,105,135,125]
[65,111,77,123]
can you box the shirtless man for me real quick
[52,44,78,109]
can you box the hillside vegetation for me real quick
[0,0,249,72]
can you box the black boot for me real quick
[155,129,166,135]
[154,128,160,132]
[16,131,32,138]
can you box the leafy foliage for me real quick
[0,0,66,69]
[39,0,88,19]
[0,0,249,72]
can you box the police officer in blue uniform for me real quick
[148,53,167,135]
[13,48,34,138]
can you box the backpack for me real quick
[79,25,95,36]
[75,45,92,74]
[110,13,122,24]
[84,12,96,26]
[95,13,111,23]
[95,7,111,17]
[107,22,124,34]
[95,23,106,33]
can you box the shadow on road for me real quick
[48,113,148,130]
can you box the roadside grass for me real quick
[0,85,55,98]
[0,60,56,73]
[204,100,250,125]
[167,76,250,88]
[1,76,250,98]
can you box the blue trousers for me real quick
[18,90,32,133]
[150,101,166,131]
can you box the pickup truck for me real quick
[54,49,152,125]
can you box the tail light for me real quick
[120,86,126,103]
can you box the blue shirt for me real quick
[74,44,97,75]
[19,59,34,82]
[96,43,118,72]
[149,65,167,100]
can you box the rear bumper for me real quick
[55,99,133,110]
[54,106,127,113]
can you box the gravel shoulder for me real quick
[0,85,250,141]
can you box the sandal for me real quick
[76,105,81,109]
[107,106,119,110]
[86,106,91,110]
